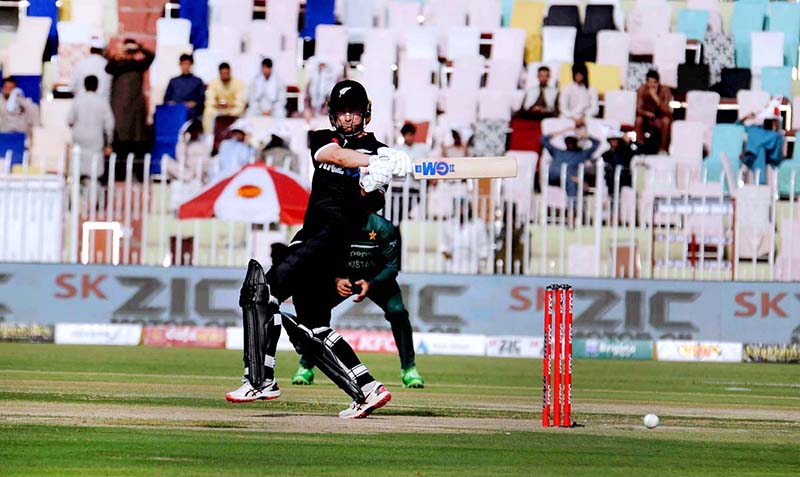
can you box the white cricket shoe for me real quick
[339,382,391,419]
[225,379,281,403]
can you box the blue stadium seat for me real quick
[768,2,800,67]
[677,9,709,42]
[0,132,27,167]
[730,2,767,68]
[14,75,41,104]
[703,124,745,193]
[760,66,793,98]
[301,0,336,39]
[150,104,189,174]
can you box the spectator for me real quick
[602,131,634,196]
[67,75,114,179]
[0,77,39,136]
[259,125,297,170]
[393,123,429,192]
[397,123,429,162]
[521,66,559,119]
[559,63,598,128]
[166,119,212,182]
[302,57,342,119]
[164,53,205,120]
[635,70,673,153]
[70,37,111,100]
[247,58,286,118]
[214,119,255,179]
[440,200,491,274]
[542,128,600,198]
[106,38,155,177]
[203,62,246,132]
[739,112,783,185]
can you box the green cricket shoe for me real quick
[291,366,315,385]
[401,367,425,389]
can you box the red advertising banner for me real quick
[339,330,398,354]
[142,326,227,349]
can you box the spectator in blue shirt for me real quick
[164,54,205,119]
[542,127,600,198]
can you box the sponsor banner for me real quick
[656,340,743,362]
[485,336,544,358]
[3,263,800,344]
[339,330,398,354]
[142,326,226,349]
[743,343,800,364]
[574,339,653,360]
[414,333,486,356]
[55,323,142,346]
[224,327,293,351]
[0,323,54,343]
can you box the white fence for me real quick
[1,147,800,281]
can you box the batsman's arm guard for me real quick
[280,312,366,403]
[240,259,280,388]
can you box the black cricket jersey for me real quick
[305,129,387,233]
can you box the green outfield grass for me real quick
[0,343,799,476]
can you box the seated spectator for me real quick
[739,112,783,185]
[635,70,673,153]
[393,123,429,192]
[602,131,634,195]
[247,58,287,118]
[440,126,471,159]
[440,200,491,274]
[521,66,559,119]
[0,77,40,136]
[166,119,212,182]
[542,127,600,198]
[214,119,255,179]
[303,56,342,120]
[164,53,205,120]
[259,126,297,170]
[70,37,111,100]
[67,75,114,179]
[559,63,598,128]
[203,62,246,132]
[397,123,430,161]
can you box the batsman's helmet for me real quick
[328,80,371,137]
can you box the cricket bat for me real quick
[411,157,518,180]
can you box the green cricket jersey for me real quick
[345,213,400,287]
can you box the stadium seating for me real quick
[541,26,576,64]
[730,1,767,68]
[467,0,502,32]
[676,9,709,42]
[603,90,636,128]
[0,132,26,167]
[510,0,545,64]
[768,2,800,68]
[760,67,792,99]
[750,32,785,77]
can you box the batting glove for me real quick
[359,170,390,193]
[377,147,412,177]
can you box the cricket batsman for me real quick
[225,80,411,419]
[290,192,424,389]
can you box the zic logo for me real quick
[414,161,455,176]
